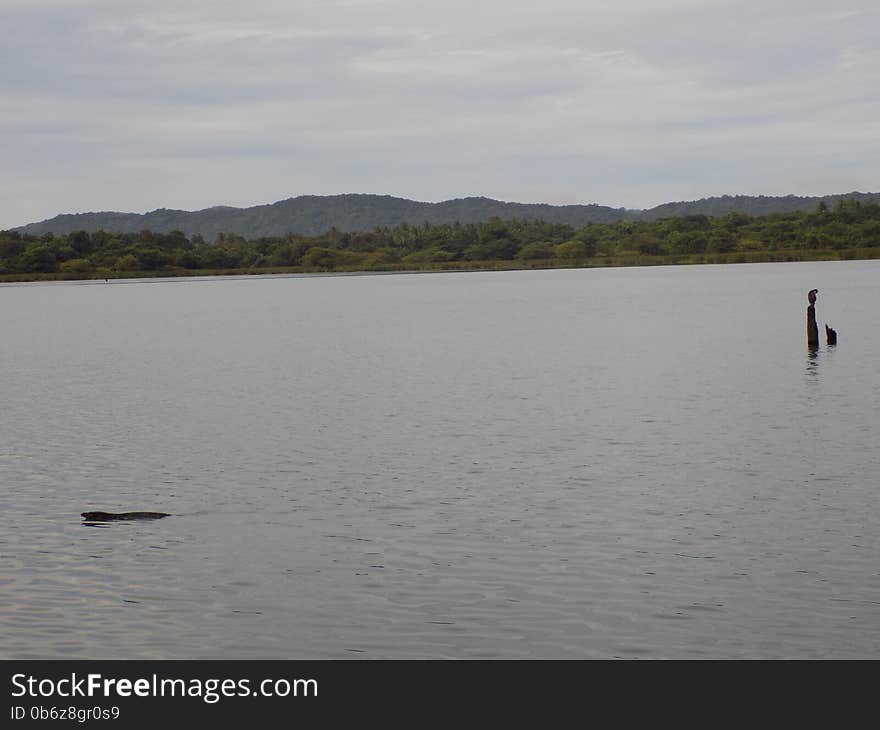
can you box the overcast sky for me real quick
[2,0,878,229]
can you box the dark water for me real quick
[1,261,878,658]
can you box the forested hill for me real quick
[12,191,880,238]
[12,195,628,238]
[639,192,880,220]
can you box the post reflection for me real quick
[805,347,819,382]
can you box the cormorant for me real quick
[808,289,818,305]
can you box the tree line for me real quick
[2,199,879,279]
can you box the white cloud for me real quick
[2,0,879,227]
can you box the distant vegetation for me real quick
[2,199,879,281]
[637,192,880,220]
[13,192,880,239]
[13,195,628,239]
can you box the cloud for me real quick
[2,0,878,227]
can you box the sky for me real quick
[2,0,878,229]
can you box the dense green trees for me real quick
[2,201,879,281]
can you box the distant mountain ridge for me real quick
[638,192,880,220]
[13,191,880,238]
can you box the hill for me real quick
[11,195,629,238]
[639,192,880,220]
[11,191,880,238]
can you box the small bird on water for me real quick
[808,289,818,305]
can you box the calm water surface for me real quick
[1,261,878,658]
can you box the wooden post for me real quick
[807,305,819,348]
[807,289,819,349]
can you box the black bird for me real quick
[808,289,818,305]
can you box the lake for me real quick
[1,261,878,658]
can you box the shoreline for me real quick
[1,246,877,285]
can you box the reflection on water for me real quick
[1,261,879,658]
[805,339,840,384]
